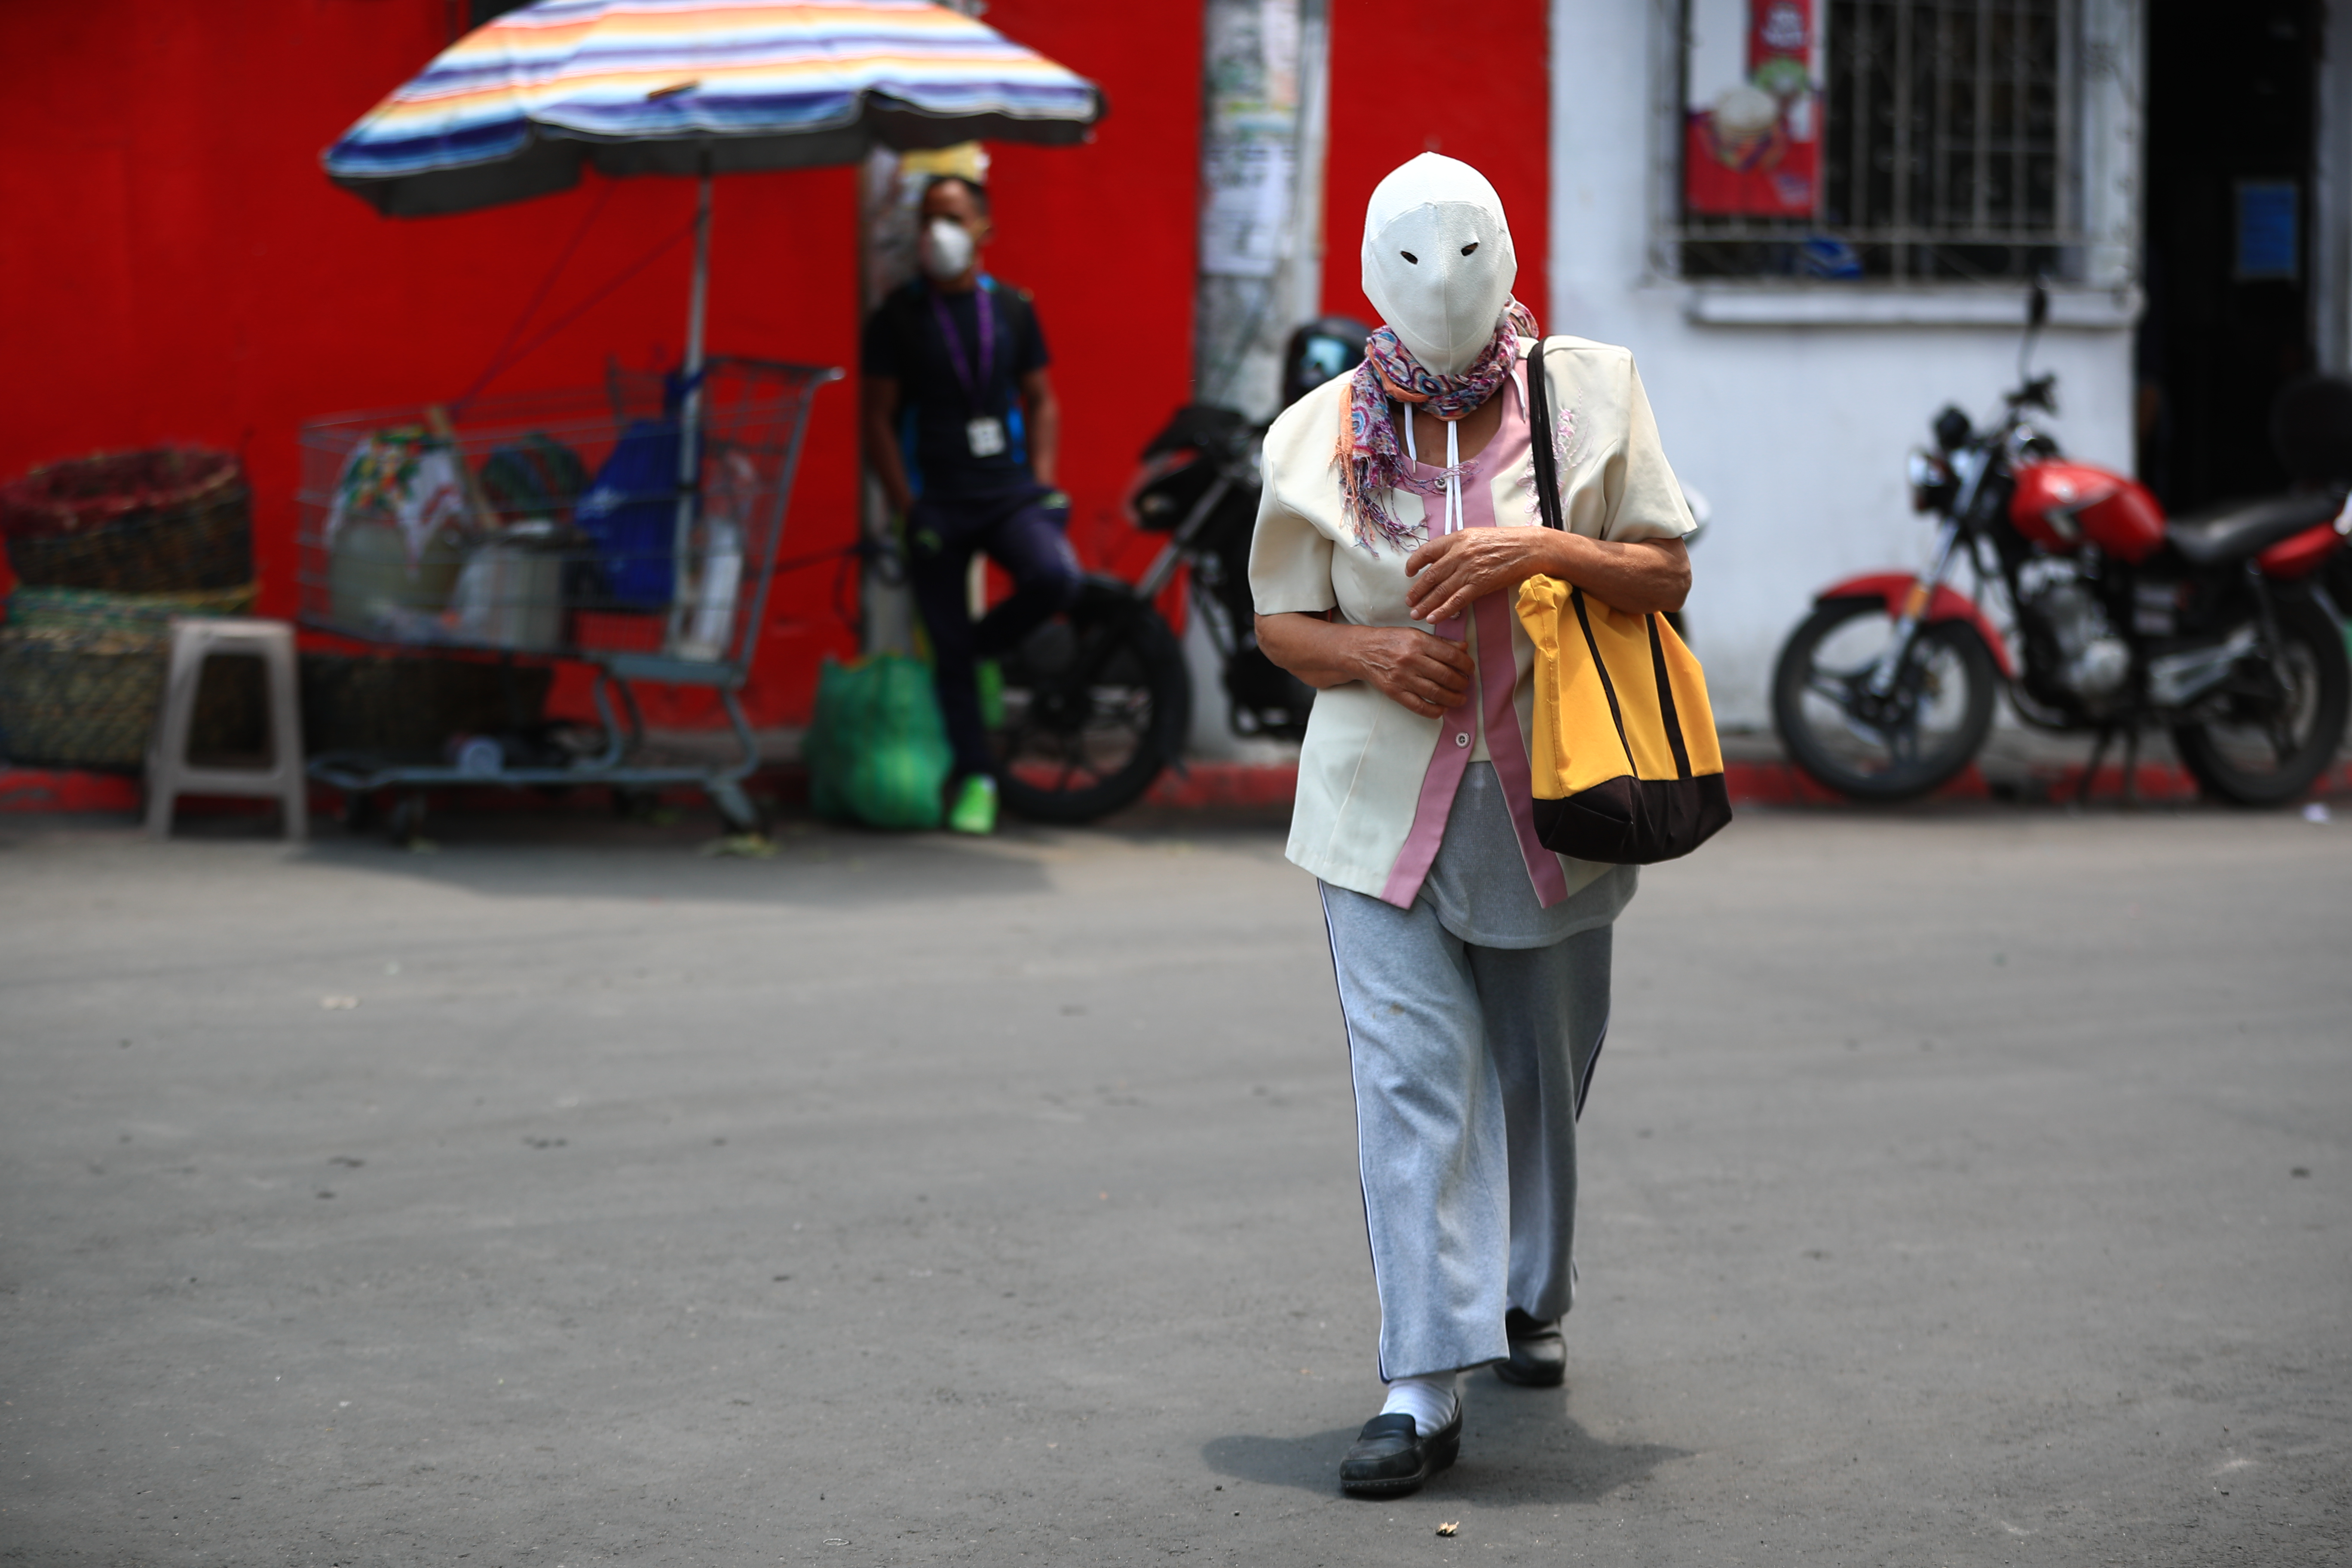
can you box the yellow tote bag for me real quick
[1515,340,1731,864]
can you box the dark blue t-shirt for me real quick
[861,277,1049,500]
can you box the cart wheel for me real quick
[340,790,379,834]
[386,793,427,847]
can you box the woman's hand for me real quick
[1347,627,1475,717]
[1403,528,1553,625]
[1255,613,1473,719]
[1406,529,1694,620]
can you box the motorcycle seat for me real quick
[1141,404,1252,459]
[2165,490,2344,567]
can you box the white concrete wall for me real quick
[2316,0,2352,374]
[1551,0,2144,728]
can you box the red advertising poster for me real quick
[1684,0,1820,218]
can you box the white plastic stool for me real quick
[145,617,307,840]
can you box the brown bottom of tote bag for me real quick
[1531,771,1733,865]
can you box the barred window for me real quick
[1676,0,2080,282]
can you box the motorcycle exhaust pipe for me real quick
[2146,623,2258,709]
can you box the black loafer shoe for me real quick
[1494,1308,1565,1388]
[1338,1407,1462,1498]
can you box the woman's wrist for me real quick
[1533,528,1582,582]
[1329,621,1378,684]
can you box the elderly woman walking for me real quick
[1251,154,1696,1498]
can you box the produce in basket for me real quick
[0,447,252,594]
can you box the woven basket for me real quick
[0,584,263,771]
[6,583,257,637]
[0,631,167,770]
[0,632,263,771]
[300,653,553,760]
[1,447,253,593]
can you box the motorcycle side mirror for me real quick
[1933,405,1973,452]
[2028,281,2049,330]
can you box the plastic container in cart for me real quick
[294,355,842,837]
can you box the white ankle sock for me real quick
[1380,1372,1459,1436]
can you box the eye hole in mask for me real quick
[1399,251,1418,264]
[1461,242,1479,255]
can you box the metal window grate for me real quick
[1678,0,2082,282]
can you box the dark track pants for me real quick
[905,487,1082,781]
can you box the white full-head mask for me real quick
[1360,153,1518,376]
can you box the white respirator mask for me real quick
[920,217,977,283]
[1360,153,1518,376]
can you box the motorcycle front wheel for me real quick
[2171,596,2350,806]
[992,576,1191,824]
[1772,597,1999,801]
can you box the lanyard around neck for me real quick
[928,281,995,409]
[1401,407,1466,536]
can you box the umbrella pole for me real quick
[671,165,713,649]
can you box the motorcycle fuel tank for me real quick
[2009,460,2167,562]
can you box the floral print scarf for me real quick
[1335,298,1540,553]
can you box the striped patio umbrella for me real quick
[323,0,1105,217]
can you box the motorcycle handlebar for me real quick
[2004,373,2057,412]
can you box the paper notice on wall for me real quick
[1199,0,1302,280]
[1683,0,1822,218]
[1201,134,1296,278]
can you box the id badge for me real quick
[965,416,1007,458]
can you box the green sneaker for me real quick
[976,658,1006,731]
[948,774,999,836]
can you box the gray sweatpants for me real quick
[1319,884,1612,1381]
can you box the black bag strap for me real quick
[1525,337,1566,535]
[1528,337,1636,774]
[1647,615,1694,781]
[1569,578,1638,774]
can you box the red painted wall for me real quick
[0,0,1198,730]
[1320,0,1550,334]
[954,0,1203,591]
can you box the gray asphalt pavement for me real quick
[2,802,2346,1566]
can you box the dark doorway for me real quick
[468,0,535,29]
[2139,0,2322,511]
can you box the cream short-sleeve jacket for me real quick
[1249,335,1697,902]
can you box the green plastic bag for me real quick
[805,653,952,830]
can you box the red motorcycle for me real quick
[1773,289,2352,805]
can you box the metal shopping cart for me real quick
[296,355,841,838]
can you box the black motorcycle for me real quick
[987,317,1369,823]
